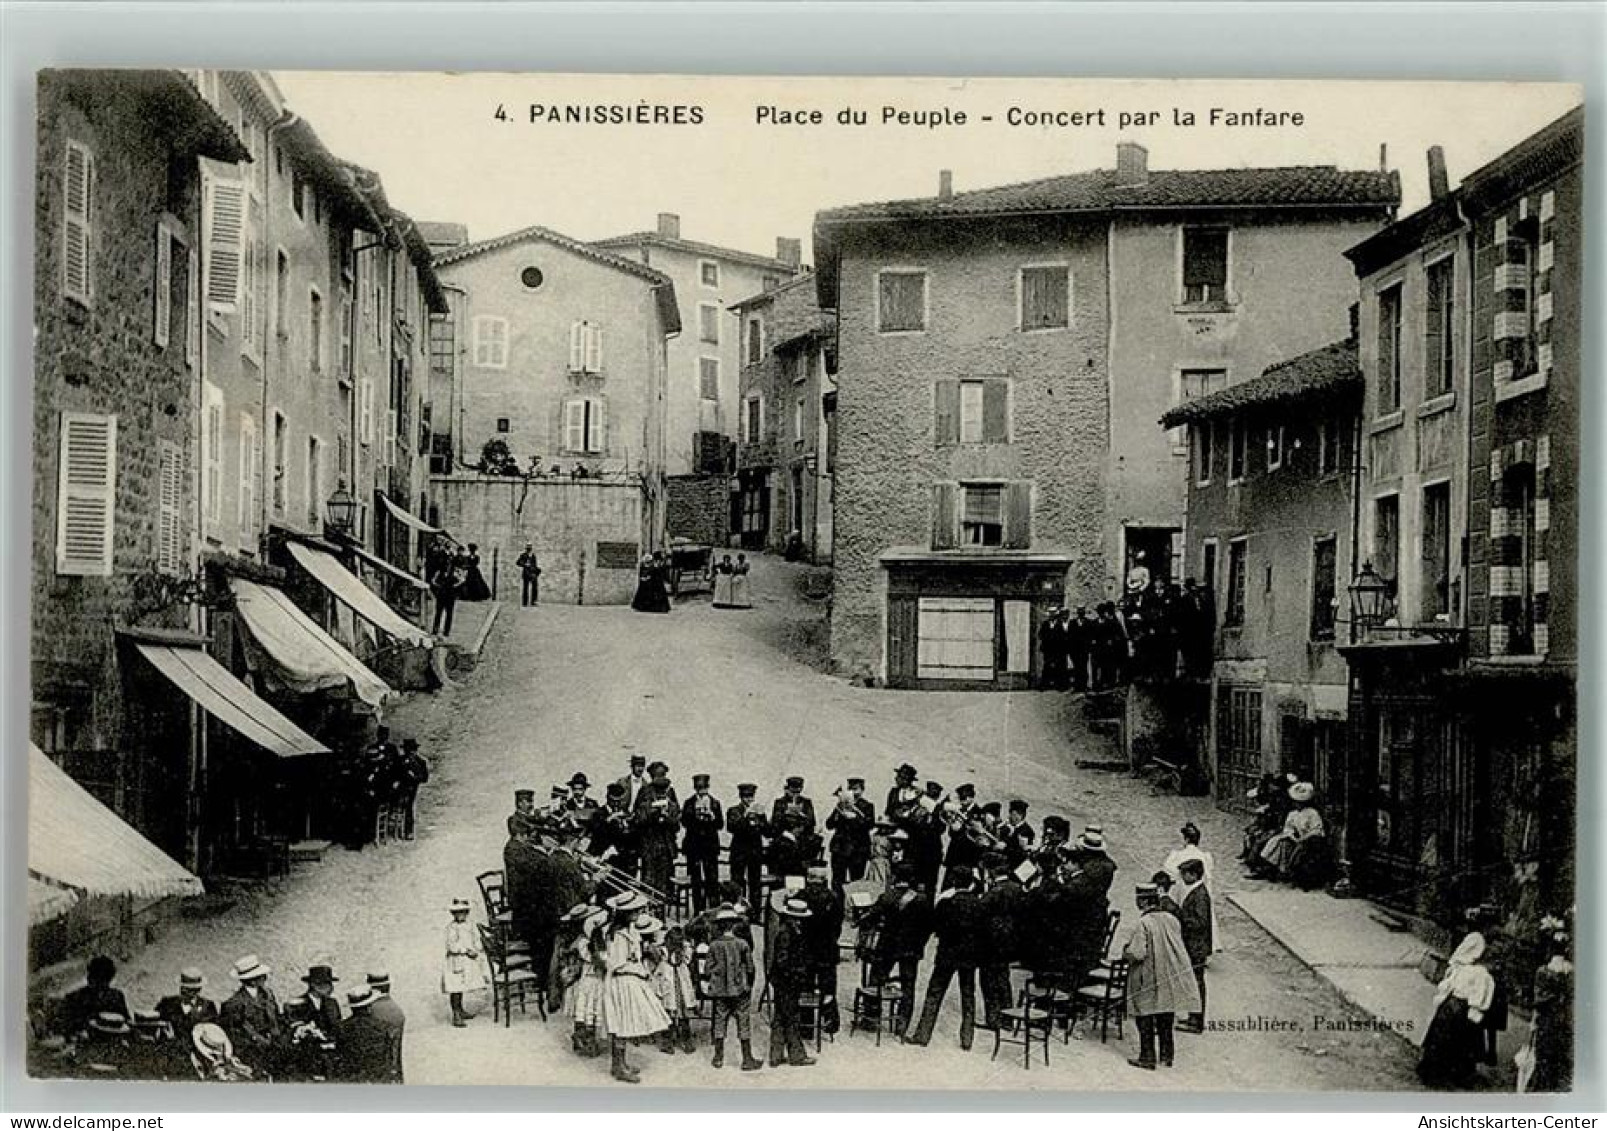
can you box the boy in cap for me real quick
[681,773,724,912]
[725,783,769,910]
[826,777,876,888]
[705,907,763,1070]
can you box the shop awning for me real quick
[134,643,329,758]
[351,544,428,591]
[379,492,443,536]
[229,578,394,707]
[29,876,80,925]
[30,744,204,902]
[287,542,433,646]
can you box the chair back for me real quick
[477,870,507,916]
[477,923,506,970]
[1102,957,1130,1004]
[1101,909,1122,957]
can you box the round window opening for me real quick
[520,266,545,290]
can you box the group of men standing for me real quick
[329,726,430,850]
[1036,577,1216,690]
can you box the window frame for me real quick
[1179,225,1232,307]
[1423,251,1457,400]
[698,356,721,402]
[1372,491,1401,591]
[1194,420,1214,487]
[308,285,325,375]
[1266,423,1286,472]
[1421,478,1453,621]
[959,481,1006,548]
[1310,534,1338,642]
[1318,416,1344,477]
[875,267,929,335]
[1224,537,1249,627]
[1377,280,1404,417]
[472,314,509,369]
[745,315,765,365]
[698,259,720,289]
[698,301,721,346]
[1017,262,1071,333]
[1228,417,1247,484]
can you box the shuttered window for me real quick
[932,480,1033,549]
[338,288,353,378]
[1378,283,1403,414]
[569,321,603,373]
[185,248,200,366]
[55,412,117,576]
[472,315,508,368]
[935,378,1010,446]
[202,383,224,532]
[698,303,721,345]
[877,270,927,333]
[204,174,246,312]
[63,140,94,305]
[153,224,173,347]
[1425,256,1456,398]
[699,357,720,401]
[1020,265,1070,330]
[1182,227,1229,304]
[241,197,262,355]
[563,397,607,454]
[238,414,258,540]
[156,442,184,574]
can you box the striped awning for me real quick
[134,644,329,758]
[287,543,433,646]
[379,492,443,535]
[29,744,204,903]
[352,545,428,591]
[228,578,394,707]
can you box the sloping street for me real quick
[101,556,1422,1091]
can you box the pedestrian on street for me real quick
[825,778,875,888]
[704,907,764,1071]
[1162,821,1220,949]
[364,971,406,1084]
[1152,871,1182,918]
[220,955,284,1079]
[156,968,218,1046]
[428,545,464,636]
[601,892,672,1083]
[681,773,724,913]
[458,543,492,602]
[630,553,671,614]
[1066,606,1093,692]
[516,542,542,607]
[725,782,769,910]
[861,863,932,1037]
[1122,882,1201,1070]
[1037,607,1068,690]
[907,866,985,1050]
[440,899,484,1028]
[1175,858,1213,1033]
[765,893,817,1068]
[1520,921,1573,1093]
[396,739,429,840]
[336,988,392,1083]
[1417,930,1498,1089]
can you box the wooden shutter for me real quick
[933,379,959,447]
[591,398,609,454]
[931,482,958,550]
[56,412,117,576]
[564,399,586,451]
[202,384,224,528]
[153,224,172,347]
[185,248,200,366]
[1002,480,1033,548]
[569,321,586,372]
[157,441,183,573]
[237,416,256,535]
[585,323,603,373]
[63,141,93,304]
[205,175,246,311]
[982,379,1010,443]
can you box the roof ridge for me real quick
[591,229,797,268]
[435,223,673,285]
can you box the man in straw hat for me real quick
[766,892,818,1067]
[156,967,218,1045]
[681,773,724,913]
[337,987,392,1083]
[220,955,283,1076]
[1074,824,1117,895]
[365,971,406,1083]
[1122,882,1201,1070]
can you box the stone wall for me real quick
[431,473,644,604]
[666,473,730,546]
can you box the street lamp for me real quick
[325,480,358,537]
[1348,560,1391,630]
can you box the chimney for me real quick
[657,212,681,239]
[1379,143,1388,173]
[1427,146,1450,201]
[1116,142,1148,186]
[938,170,953,200]
[776,237,802,268]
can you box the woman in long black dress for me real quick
[459,543,492,602]
[630,554,670,614]
[1523,923,1573,1092]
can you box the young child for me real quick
[440,898,484,1028]
[566,906,609,1058]
[704,907,763,1070]
[650,923,698,1054]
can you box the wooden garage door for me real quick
[917,597,995,681]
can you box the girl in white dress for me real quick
[440,898,485,1028]
[565,906,609,1058]
[601,894,670,1083]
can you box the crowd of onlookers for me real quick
[1037,576,1217,692]
[325,726,431,852]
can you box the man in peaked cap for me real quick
[681,773,724,913]
[770,775,817,837]
[588,779,640,877]
[998,800,1036,870]
[616,754,650,812]
[507,789,538,838]
[364,971,406,1083]
[941,783,984,887]
[634,767,680,902]
[725,782,769,911]
[825,777,875,889]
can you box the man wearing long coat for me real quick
[1122,884,1202,1070]
[1175,860,1213,1033]
[825,779,875,888]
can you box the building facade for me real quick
[817,150,1398,688]
[1161,340,1362,824]
[428,225,681,602]
[32,69,248,862]
[1341,110,1580,930]
[594,213,802,478]
[730,274,837,561]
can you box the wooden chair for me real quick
[1080,910,1125,983]
[475,870,527,954]
[1020,974,1078,1043]
[796,991,828,1053]
[1074,957,1129,1043]
[848,982,904,1046]
[478,924,545,1027]
[991,993,1053,1069]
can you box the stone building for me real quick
[1160,339,1362,824]
[816,150,1398,688]
[729,273,837,561]
[32,70,248,862]
[1341,109,1581,928]
[594,213,803,477]
[427,224,681,602]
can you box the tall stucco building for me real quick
[428,224,681,603]
[816,146,1398,688]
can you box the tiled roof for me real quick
[416,220,469,249]
[593,231,798,271]
[728,271,817,311]
[817,165,1400,224]
[1460,106,1583,216]
[1160,339,1360,428]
